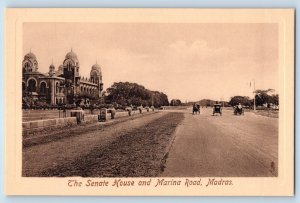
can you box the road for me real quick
[23,107,278,177]
[162,107,278,177]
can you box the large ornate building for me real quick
[22,50,103,106]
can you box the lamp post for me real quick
[151,93,154,107]
[250,79,256,112]
[220,96,224,107]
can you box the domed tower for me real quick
[22,51,39,73]
[90,62,101,84]
[90,62,103,97]
[56,64,64,76]
[63,49,80,89]
[48,63,55,76]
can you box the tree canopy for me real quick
[229,96,252,107]
[170,99,182,106]
[254,89,279,106]
[229,89,279,108]
[106,82,169,107]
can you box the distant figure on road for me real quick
[126,105,133,116]
[238,103,242,110]
[234,103,244,115]
[138,105,143,114]
[192,103,200,115]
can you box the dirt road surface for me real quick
[23,111,184,177]
[162,107,278,177]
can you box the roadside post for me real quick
[151,106,155,112]
[109,108,116,119]
[70,109,85,124]
[62,105,66,118]
[98,108,107,122]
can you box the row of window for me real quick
[22,79,99,95]
[56,98,65,104]
[80,86,98,95]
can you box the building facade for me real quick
[22,50,103,106]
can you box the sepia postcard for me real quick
[5,8,294,196]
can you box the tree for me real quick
[229,96,251,107]
[254,89,276,106]
[152,91,169,107]
[170,99,182,106]
[270,94,279,105]
[106,82,169,107]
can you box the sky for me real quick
[23,23,278,102]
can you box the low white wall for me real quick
[23,117,77,130]
[22,109,153,131]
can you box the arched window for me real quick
[33,61,38,70]
[66,61,72,71]
[24,62,32,72]
[24,62,30,69]
[28,79,36,92]
[40,82,47,94]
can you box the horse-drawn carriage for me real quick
[192,103,200,114]
[234,105,244,115]
[213,104,222,116]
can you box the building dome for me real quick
[48,63,56,76]
[23,52,38,72]
[49,63,55,69]
[91,63,101,72]
[55,64,64,76]
[24,52,37,61]
[65,50,79,63]
[58,64,63,71]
